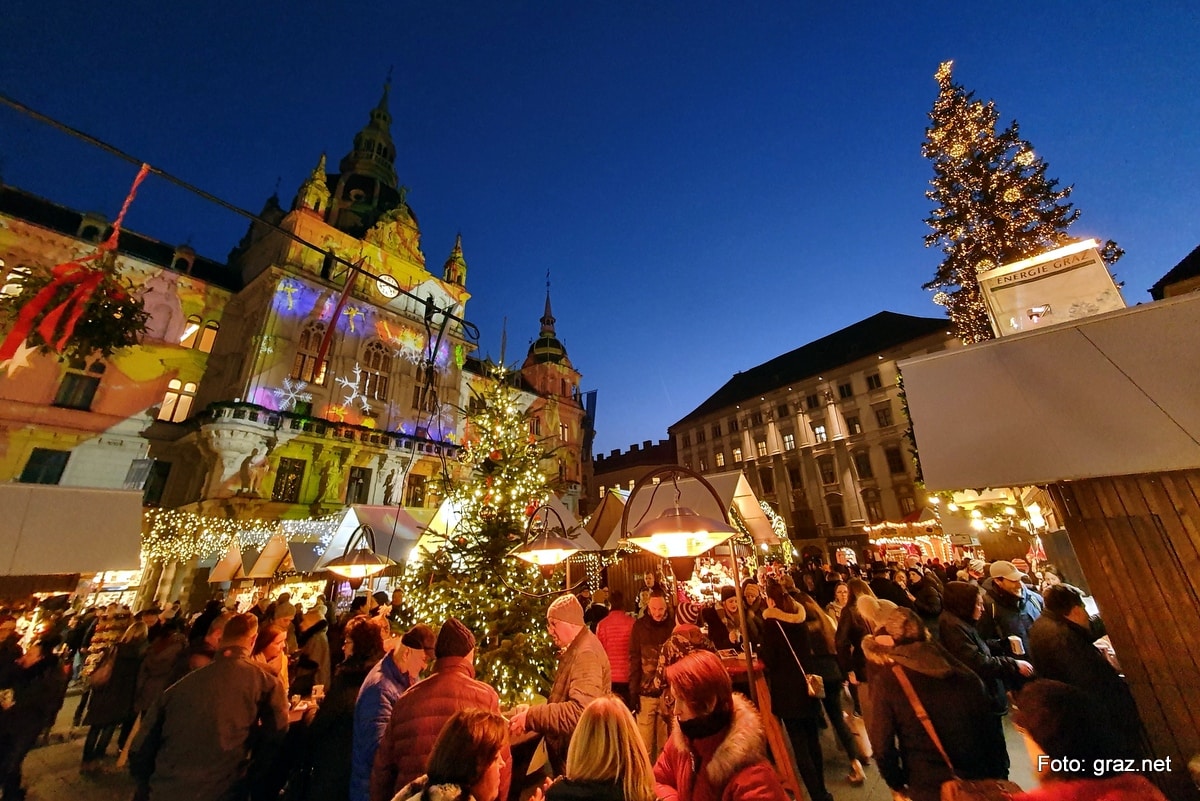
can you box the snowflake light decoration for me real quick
[335,362,372,412]
[271,378,312,411]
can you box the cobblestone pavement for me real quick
[19,691,1037,801]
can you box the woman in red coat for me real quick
[653,650,787,801]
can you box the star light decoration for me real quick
[271,378,312,411]
[3,340,37,377]
[335,362,372,412]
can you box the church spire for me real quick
[540,287,556,337]
[526,274,570,366]
[293,153,330,214]
[442,233,468,287]
[337,81,398,189]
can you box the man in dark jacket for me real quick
[977,561,1043,656]
[1028,584,1146,758]
[938,582,1032,714]
[130,613,288,801]
[868,564,915,610]
[510,594,611,774]
[0,634,66,800]
[626,590,674,759]
[370,619,510,801]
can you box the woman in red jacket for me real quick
[652,650,787,801]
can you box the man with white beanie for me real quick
[510,593,611,774]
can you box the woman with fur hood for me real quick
[653,650,787,801]
[863,607,1009,801]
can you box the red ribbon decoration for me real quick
[0,163,151,362]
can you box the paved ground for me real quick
[20,691,1039,801]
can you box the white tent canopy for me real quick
[583,488,630,551]
[899,292,1200,491]
[415,494,599,559]
[622,470,780,547]
[0,485,143,575]
[315,505,427,570]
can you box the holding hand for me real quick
[1016,660,1035,677]
[508,703,529,735]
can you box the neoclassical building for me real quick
[669,311,959,564]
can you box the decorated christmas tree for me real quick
[398,362,564,706]
[922,61,1122,343]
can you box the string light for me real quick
[141,508,340,564]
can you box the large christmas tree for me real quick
[922,61,1122,343]
[398,363,564,706]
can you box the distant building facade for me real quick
[592,439,677,499]
[1149,243,1200,300]
[668,312,959,564]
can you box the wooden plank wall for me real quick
[1050,471,1200,801]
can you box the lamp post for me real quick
[324,523,395,591]
[512,503,583,567]
[620,465,758,700]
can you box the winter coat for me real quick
[628,613,674,698]
[701,606,741,651]
[596,609,635,684]
[869,577,914,610]
[294,619,331,695]
[369,657,510,801]
[545,777,627,801]
[1028,612,1145,758]
[834,601,871,681]
[0,653,66,747]
[758,608,821,721]
[296,657,372,801]
[653,694,788,801]
[862,635,1008,801]
[526,626,611,774]
[937,608,1023,714]
[85,639,145,726]
[352,652,418,801]
[977,582,1043,655]
[135,633,187,714]
[1013,773,1168,801]
[130,644,289,801]
[392,776,479,801]
[644,626,716,701]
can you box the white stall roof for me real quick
[899,292,1200,491]
[0,485,143,575]
[622,470,779,546]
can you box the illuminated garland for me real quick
[141,508,341,564]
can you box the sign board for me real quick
[977,240,1125,337]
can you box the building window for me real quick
[53,359,105,410]
[291,321,329,385]
[142,461,171,506]
[715,452,726,468]
[875,406,894,428]
[599,485,605,498]
[817,455,836,485]
[732,447,743,464]
[530,416,541,436]
[805,393,821,411]
[786,463,803,491]
[712,423,721,438]
[866,373,883,391]
[749,411,763,427]
[899,492,917,515]
[863,489,884,524]
[157,379,197,422]
[755,440,768,458]
[846,416,863,435]
[853,450,874,479]
[681,434,691,447]
[361,341,392,400]
[696,429,706,444]
[759,467,775,495]
[559,423,570,441]
[406,474,427,507]
[346,466,372,504]
[885,446,907,474]
[776,403,790,419]
[628,479,636,491]
[698,457,708,472]
[827,495,846,528]
[782,433,795,451]
[19,447,70,484]
[179,315,202,348]
[197,321,219,353]
[728,418,739,433]
[412,385,437,413]
[272,457,306,502]
[811,423,828,444]
[838,381,853,399]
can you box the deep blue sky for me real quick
[3,2,1198,455]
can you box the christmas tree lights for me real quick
[922,61,1122,343]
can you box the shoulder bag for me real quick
[773,620,824,699]
[890,665,1021,801]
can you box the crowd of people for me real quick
[0,552,1169,801]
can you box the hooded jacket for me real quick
[351,651,418,801]
[862,635,1008,801]
[977,581,1043,654]
[653,694,788,801]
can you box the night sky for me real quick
[3,2,1198,455]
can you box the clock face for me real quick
[376,274,400,299]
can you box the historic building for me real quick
[668,311,959,564]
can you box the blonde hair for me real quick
[122,621,149,643]
[564,696,655,801]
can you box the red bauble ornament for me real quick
[489,449,503,461]
[525,503,537,517]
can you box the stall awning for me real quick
[416,494,600,556]
[622,471,780,546]
[0,485,142,575]
[316,505,427,569]
[584,489,630,551]
[899,292,1200,491]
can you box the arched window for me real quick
[291,321,328,385]
[360,340,391,400]
[197,321,219,353]
[862,488,884,524]
[158,379,197,422]
[179,315,202,348]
